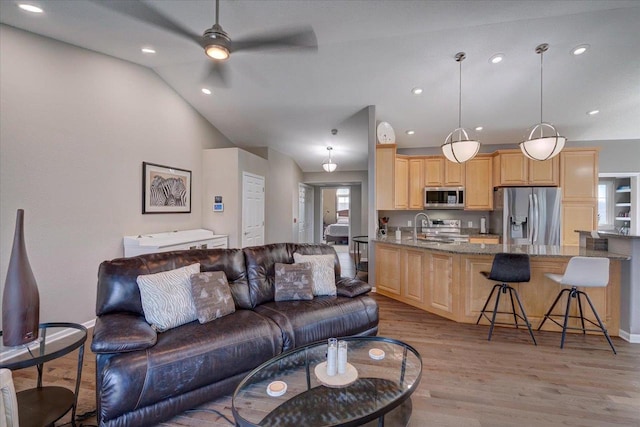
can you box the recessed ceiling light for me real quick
[489,54,504,64]
[201,88,212,95]
[475,126,483,131]
[18,4,43,13]
[572,44,590,56]
[411,88,423,95]
[141,47,156,54]
[406,130,415,135]
[587,109,599,116]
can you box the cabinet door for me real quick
[408,158,424,209]
[375,145,395,210]
[465,156,493,210]
[528,156,559,186]
[562,202,597,246]
[428,252,454,314]
[499,152,528,186]
[402,248,425,303]
[561,149,598,201]
[444,160,465,186]
[394,157,409,209]
[375,244,401,295]
[424,157,444,186]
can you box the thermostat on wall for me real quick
[213,203,224,212]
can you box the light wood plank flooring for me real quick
[10,294,640,426]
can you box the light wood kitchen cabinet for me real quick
[375,243,401,295]
[375,144,396,210]
[468,236,500,244]
[561,149,599,201]
[495,150,559,186]
[424,156,465,186]
[408,158,424,209]
[402,248,425,304]
[562,202,597,246]
[425,252,459,320]
[394,156,409,209]
[560,148,598,245]
[423,157,444,186]
[464,155,493,210]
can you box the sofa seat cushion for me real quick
[254,295,379,351]
[97,309,282,422]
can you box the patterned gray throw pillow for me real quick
[189,271,236,323]
[274,262,314,302]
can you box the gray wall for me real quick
[265,148,304,244]
[0,25,234,327]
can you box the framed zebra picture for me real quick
[142,162,192,214]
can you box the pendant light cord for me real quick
[458,58,462,128]
[540,49,544,124]
[215,0,219,25]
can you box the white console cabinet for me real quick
[123,229,228,257]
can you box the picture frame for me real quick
[142,162,192,214]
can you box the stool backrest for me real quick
[488,253,530,283]
[561,256,609,287]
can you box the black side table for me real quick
[0,322,87,427]
[352,236,369,278]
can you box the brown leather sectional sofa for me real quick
[91,243,378,427]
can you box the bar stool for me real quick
[476,253,537,345]
[538,256,616,354]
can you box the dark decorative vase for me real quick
[2,209,40,346]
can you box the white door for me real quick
[298,184,314,243]
[242,172,265,248]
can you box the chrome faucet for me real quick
[413,212,431,240]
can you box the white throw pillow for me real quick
[136,263,200,332]
[293,253,336,296]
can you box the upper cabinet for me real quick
[560,148,599,201]
[375,144,395,210]
[424,156,465,187]
[394,156,409,209]
[494,150,559,186]
[464,155,493,210]
[408,158,424,209]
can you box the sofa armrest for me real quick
[91,313,157,354]
[336,277,371,297]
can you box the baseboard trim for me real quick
[1,318,96,359]
[618,329,640,343]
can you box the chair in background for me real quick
[538,256,616,354]
[0,368,19,427]
[476,253,537,344]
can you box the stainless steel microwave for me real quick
[424,187,465,209]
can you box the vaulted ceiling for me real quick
[1,0,639,172]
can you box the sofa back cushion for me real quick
[244,243,340,307]
[96,248,251,316]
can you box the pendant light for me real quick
[322,129,338,172]
[520,43,566,161]
[442,52,480,163]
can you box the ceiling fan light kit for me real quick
[441,52,480,164]
[520,43,566,161]
[203,23,231,60]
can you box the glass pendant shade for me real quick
[520,43,565,161]
[442,52,480,163]
[520,123,566,161]
[442,128,480,164]
[322,146,337,172]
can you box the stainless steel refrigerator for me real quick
[490,187,562,245]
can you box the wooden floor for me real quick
[9,249,639,426]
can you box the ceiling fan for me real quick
[94,0,318,85]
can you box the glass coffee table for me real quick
[232,336,422,427]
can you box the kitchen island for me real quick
[373,237,629,336]
[577,230,640,343]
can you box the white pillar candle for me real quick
[337,340,348,374]
[327,338,337,376]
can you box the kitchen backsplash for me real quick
[378,210,492,230]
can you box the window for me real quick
[336,188,350,212]
[598,179,615,230]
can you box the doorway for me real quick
[322,187,350,245]
[298,183,314,243]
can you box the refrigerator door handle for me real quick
[528,194,534,244]
[533,193,539,244]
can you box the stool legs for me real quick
[538,287,616,354]
[476,283,537,345]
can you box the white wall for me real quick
[265,148,304,244]
[0,26,234,327]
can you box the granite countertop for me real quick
[373,237,630,260]
[576,230,640,240]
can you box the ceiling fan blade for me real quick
[90,0,202,46]
[204,61,230,87]
[231,26,318,53]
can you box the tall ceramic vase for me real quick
[2,209,40,346]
